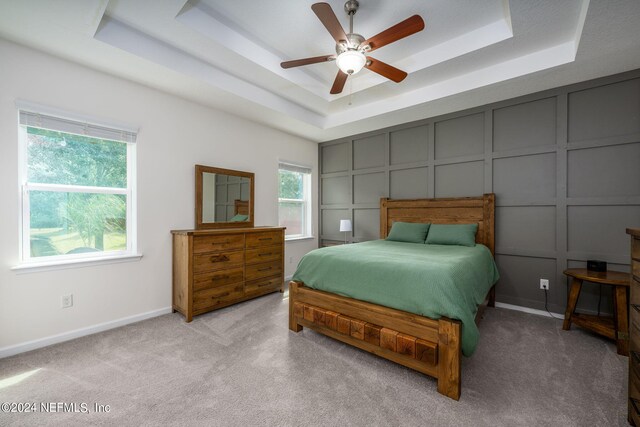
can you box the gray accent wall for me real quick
[319,70,640,314]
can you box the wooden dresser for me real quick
[628,228,640,425]
[171,226,285,322]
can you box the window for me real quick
[278,162,312,239]
[18,108,137,264]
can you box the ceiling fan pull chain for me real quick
[348,79,353,106]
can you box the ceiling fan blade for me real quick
[362,15,425,52]
[312,2,348,44]
[281,55,335,69]
[330,70,348,94]
[365,57,407,83]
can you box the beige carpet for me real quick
[0,293,628,426]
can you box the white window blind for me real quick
[279,162,311,175]
[19,110,137,143]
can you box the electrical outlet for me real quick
[61,294,73,308]
[289,256,293,264]
[539,279,549,290]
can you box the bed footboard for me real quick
[288,281,461,400]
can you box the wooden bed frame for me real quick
[288,193,496,400]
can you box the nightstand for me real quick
[562,268,630,356]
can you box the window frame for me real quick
[16,105,138,267]
[278,162,313,240]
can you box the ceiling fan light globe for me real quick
[336,50,366,75]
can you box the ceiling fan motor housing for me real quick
[336,33,365,54]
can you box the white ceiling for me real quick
[1,0,640,142]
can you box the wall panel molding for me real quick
[319,69,640,313]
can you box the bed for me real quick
[288,194,496,400]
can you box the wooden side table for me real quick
[562,268,630,356]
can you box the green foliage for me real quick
[279,170,303,199]
[30,191,63,228]
[27,127,127,188]
[62,194,126,248]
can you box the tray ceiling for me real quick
[1,0,640,141]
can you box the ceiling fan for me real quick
[280,1,425,95]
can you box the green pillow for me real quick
[386,222,431,243]
[229,214,248,222]
[426,223,478,247]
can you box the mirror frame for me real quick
[195,165,255,230]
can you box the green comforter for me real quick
[292,240,500,356]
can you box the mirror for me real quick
[195,165,254,229]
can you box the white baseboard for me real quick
[495,301,564,319]
[0,307,173,359]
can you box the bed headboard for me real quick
[380,194,495,255]
[234,199,249,216]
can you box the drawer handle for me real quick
[258,253,272,257]
[258,282,275,288]
[258,267,272,272]
[210,255,230,263]
[212,275,230,281]
[212,292,230,299]
[213,240,231,245]
[258,237,273,241]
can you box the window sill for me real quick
[285,236,316,242]
[11,253,143,274]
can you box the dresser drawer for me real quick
[632,306,640,349]
[193,250,244,274]
[633,237,640,261]
[193,267,244,292]
[631,357,640,395]
[634,261,640,282]
[193,283,243,312]
[631,350,640,382]
[245,275,282,297]
[628,368,640,426]
[193,234,244,254]
[246,231,283,248]
[246,260,282,281]
[631,397,640,427]
[631,277,640,304]
[246,245,282,265]
[632,301,640,321]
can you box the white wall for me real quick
[0,39,319,353]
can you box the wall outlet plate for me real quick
[61,294,73,308]
[540,279,549,290]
